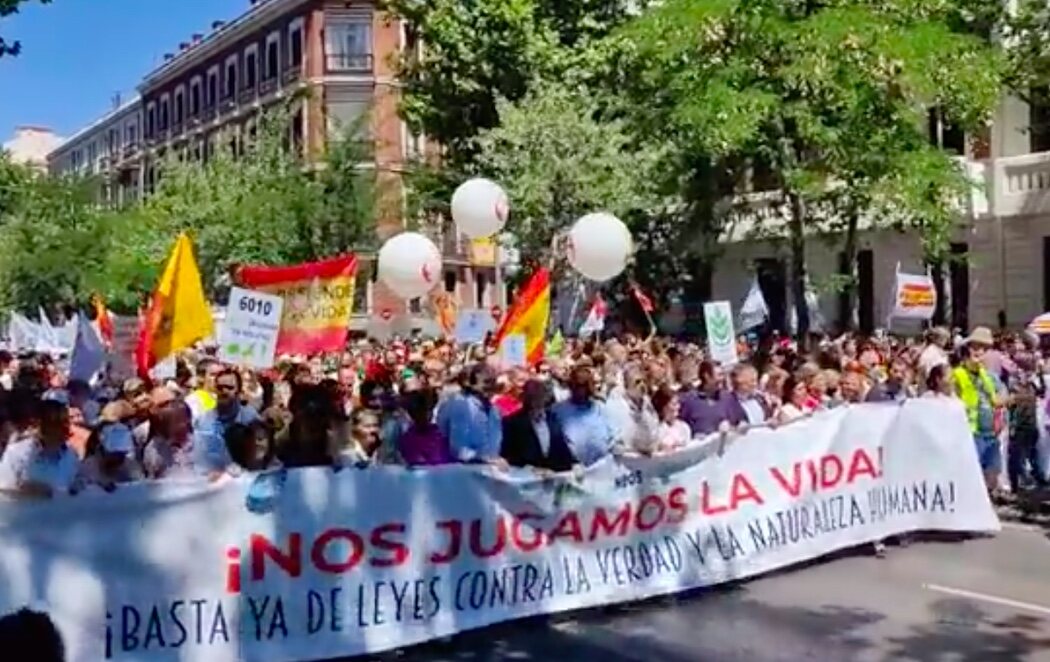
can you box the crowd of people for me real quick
[0,324,1047,509]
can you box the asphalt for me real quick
[337,521,1050,662]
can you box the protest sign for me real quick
[218,287,284,369]
[454,309,493,344]
[0,400,997,662]
[108,315,140,380]
[891,272,936,321]
[704,301,739,364]
[237,255,357,355]
[500,333,527,367]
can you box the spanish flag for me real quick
[135,233,214,376]
[493,267,550,366]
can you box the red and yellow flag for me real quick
[493,267,551,366]
[93,295,114,345]
[135,233,214,376]
[237,255,357,355]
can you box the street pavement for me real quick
[341,522,1050,662]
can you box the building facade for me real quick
[49,0,504,318]
[47,97,143,206]
[710,96,1050,333]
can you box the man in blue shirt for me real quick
[552,366,615,467]
[437,364,506,468]
[193,367,259,475]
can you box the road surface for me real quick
[337,521,1050,661]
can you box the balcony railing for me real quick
[282,64,302,85]
[239,86,258,104]
[326,53,374,73]
[220,96,237,113]
[984,151,1050,218]
[203,106,218,123]
[123,142,140,159]
[260,76,279,95]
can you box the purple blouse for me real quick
[397,423,453,466]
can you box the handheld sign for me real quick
[454,309,493,344]
[219,287,284,369]
[703,301,739,365]
[500,333,527,367]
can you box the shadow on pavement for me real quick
[328,578,1050,662]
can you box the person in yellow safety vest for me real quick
[185,357,221,426]
[951,326,1003,495]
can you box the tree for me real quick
[472,81,663,266]
[0,108,377,314]
[0,162,111,311]
[379,0,649,164]
[621,0,1001,337]
[139,109,376,298]
[0,0,51,58]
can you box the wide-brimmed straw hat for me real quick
[965,326,994,347]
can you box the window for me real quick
[1030,88,1050,153]
[225,55,238,99]
[174,86,185,124]
[265,31,280,79]
[71,150,81,172]
[327,22,372,71]
[126,122,137,147]
[108,128,119,155]
[928,107,964,156]
[244,45,258,90]
[289,18,304,68]
[207,67,219,107]
[145,104,155,137]
[159,94,170,130]
[326,98,370,139]
[190,77,202,116]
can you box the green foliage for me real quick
[379,0,648,163]
[0,0,51,57]
[472,81,663,264]
[0,108,376,314]
[619,0,1002,332]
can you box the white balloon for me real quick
[451,178,509,239]
[377,232,442,300]
[567,213,632,282]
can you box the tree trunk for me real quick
[788,192,810,347]
[837,211,859,333]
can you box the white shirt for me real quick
[918,344,948,377]
[0,438,79,494]
[605,388,660,454]
[656,420,691,452]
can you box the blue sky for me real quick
[0,0,248,140]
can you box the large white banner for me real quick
[0,400,998,662]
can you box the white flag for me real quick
[739,278,768,330]
[790,279,825,334]
[579,295,607,335]
[69,315,106,383]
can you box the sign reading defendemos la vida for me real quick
[704,300,739,364]
[218,287,284,369]
[0,400,999,662]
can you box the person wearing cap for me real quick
[952,327,1004,493]
[0,399,79,498]
[71,421,143,493]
